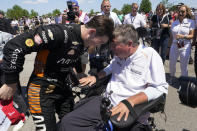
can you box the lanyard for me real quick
[157,14,166,28]
[130,14,136,24]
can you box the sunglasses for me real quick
[179,10,186,13]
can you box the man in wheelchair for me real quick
[60,24,168,131]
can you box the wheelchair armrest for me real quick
[110,94,166,128]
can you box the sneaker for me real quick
[189,58,193,64]
[168,77,176,85]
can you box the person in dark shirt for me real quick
[150,3,173,63]
[0,15,114,131]
[0,11,15,35]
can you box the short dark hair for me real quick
[85,15,114,41]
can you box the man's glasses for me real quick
[132,7,138,11]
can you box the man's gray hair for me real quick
[113,24,139,47]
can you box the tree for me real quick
[89,9,95,17]
[121,4,132,15]
[46,13,53,18]
[139,0,152,13]
[30,9,38,18]
[112,8,120,15]
[22,9,29,17]
[52,9,61,16]
[6,5,29,19]
[161,0,174,9]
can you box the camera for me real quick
[177,40,184,49]
[67,1,79,21]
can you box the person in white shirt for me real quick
[97,0,122,27]
[11,18,19,34]
[123,3,146,29]
[169,5,195,83]
[60,24,168,131]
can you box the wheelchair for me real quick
[68,72,166,131]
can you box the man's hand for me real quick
[74,15,80,24]
[0,83,17,100]
[110,101,134,121]
[79,76,97,87]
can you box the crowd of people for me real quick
[0,0,197,131]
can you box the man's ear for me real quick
[127,40,133,47]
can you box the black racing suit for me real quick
[2,24,85,131]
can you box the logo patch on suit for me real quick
[48,29,54,40]
[72,41,79,45]
[25,39,34,47]
[42,31,48,43]
[34,35,43,45]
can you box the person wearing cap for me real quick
[68,0,89,24]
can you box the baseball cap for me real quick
[69,0,79,7]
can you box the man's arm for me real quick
[79,58,113,86]
[0,24,67,100]
[79,70,107,86]
[111,92,148,121]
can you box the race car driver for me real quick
[0,15,114,131]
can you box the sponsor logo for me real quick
[64,30,68,43]
[57,58,78,65]
[67,49,75,55]
[25,39,34,47]
[47,29,54,40]
[42,31,48,43]
[72,41,79,46]
[8,111,15,116]
[10,48,23,69]
[34,34,43,45]
[32,115,46,130]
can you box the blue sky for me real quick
[0,0,197,15]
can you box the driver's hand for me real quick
[0,83,17,100]
[79,76,97,87]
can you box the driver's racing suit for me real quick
[1,24,85,131]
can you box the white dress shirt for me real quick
[104,44,168,106]
[123,13,146,29]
